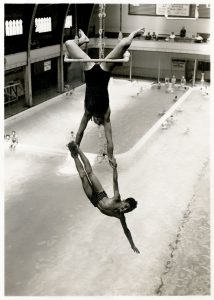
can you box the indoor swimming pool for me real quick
[4,79,210,296]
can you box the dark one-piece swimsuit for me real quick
[84,64,111,116]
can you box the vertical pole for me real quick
[129,51,132,81]
[57,56,63,93]
[158,55,160,82]
[25,4,38,107]
[24,65,32,106]
[193,58,197,86]
[59,4,70,93]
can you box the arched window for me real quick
[64,15,72,28]
[5,19,23,36]
[35,17,52,33]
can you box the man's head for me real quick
[118,198,138,213]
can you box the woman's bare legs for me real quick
[65,30,94,71]
[101,28,145,72]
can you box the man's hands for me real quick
[108,157,117,169]
[132,245,140,254]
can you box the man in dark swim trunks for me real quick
[67,141,140,254]
[65,28,145,166]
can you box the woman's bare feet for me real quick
[65,29,89,51]
[78,29,89,45]
[133,28,145,38]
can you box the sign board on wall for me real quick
[156,4,190,17]
[129,4,209,18]
[44,60,51,71]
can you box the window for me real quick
[35,17,52,33]
[198,61,210,72]
[5,19,23,36]
[64,15,72,28]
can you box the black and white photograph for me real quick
[2,0,212,297]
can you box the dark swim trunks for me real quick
[84,64,111,116]
[90,190,107,207]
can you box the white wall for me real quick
[102,4,210,37]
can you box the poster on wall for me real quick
[44,60,51,71]
[156,4,190,17]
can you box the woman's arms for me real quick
[75,112,92,146]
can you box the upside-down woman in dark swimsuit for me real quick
[65,28,145,167]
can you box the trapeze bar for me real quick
[64,55,130,63]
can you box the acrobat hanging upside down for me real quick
[65,28,145,168]
[67,141,140,254]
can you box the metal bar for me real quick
[193,58,197,86]
[64,56,129,63]
[129,51,132,81]
[5,83,20,89]
[25,4,38,107]
[58,4,70,93]
[158,55,160,82]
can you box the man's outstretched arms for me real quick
[111,159,139,254]
[112,161,120,199]
[120,214,140,253]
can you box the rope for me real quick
[98,4,106,59]
[74,4,79,42]
[97,5,107,163]
[118,4,123,40]
[120,4,122,32]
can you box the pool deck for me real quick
[4,80,210,296]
